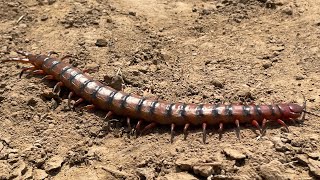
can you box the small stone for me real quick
[295,154,309,166]
[44,156,64,172]
[223,148,246,160]
[259,160,286,180]
[1,46,8,53]
[307,152,320,160]
[100,165,132,179]
[262,62,272,69]
[27,97,38,107]
[210,80,223,88]
[193,165,213,177]
[136,168,155,179]
[308,158,320,178]
[282,6,293,15]
[40,15,48,21]
[48,0,56,5]
[0,162,10,179]
[162,172,198,180]
[128,11,136,16]
[175,158,198,171]
[95,39,108,47]
[295,76,304,80]
[106,18,112,23]
[33,169,48,180]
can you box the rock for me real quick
[175,158,198,171]
[210,80,224,88]
[193,165,213,177]
[223,148,246,160]
[100,165,132,179]
[11,160,27,178]
[40,15,48,21]
[295,76,304,80]
[0,161,10,179]
[282,6,293,15]
[262,62,272,69]
[271,137,288,152]
[259,160,286,180]
[95,39,108,47]
[128,11,136,16]
[44,155,64,172]
[307,152,320,160]
[308,158,320,178]
[136,168,155,179]
[295,154,309,166]
[162,172,198,180]
[33,169,48,180]
[1,46,8,53]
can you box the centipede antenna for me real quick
[16,50,30,56]
[303,110,320,117]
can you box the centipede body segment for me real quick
[2,51,308,143]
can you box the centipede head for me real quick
[2,51,48,68]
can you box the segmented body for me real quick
[3,52,306,141]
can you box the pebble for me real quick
[128,11,136,16]
[175,158,198,171]
[1,46,8,53]
[295,154,309,166]
[308,158,320,178]
[259,160,287,180]
[282,6,293,15]
[0,161,10,179]
[295,76,304,80]
[193,165,214,177]
[223,148,246,160]
[162,172,198,180]
[95,39,108,47]
[40,15,48,21]
[210,80,224,88]
[307,152,320,160]
[262,62,272,69]
[33,169,48,180]
[44,155,64,172]
[100,165,132,179]
[136,168,155,179]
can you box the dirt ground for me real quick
[1,0,320,179]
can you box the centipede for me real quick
[2,51,319,143]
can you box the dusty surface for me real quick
[1,0,320,179]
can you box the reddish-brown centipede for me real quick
[2,51,318,143]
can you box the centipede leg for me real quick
[261,119,267,135]
[202,123,207,144]
[251,120,262,134]
[82,104,95,111]
[53,82,63,95]
[141,122,157,135]
[74,98,84,107]
[183,123,190,140]
[19,66,35,78]
[47,51,59,56]
[67,92,74,109]
[218,122,223,140]
[105,111,113,119]
[235,119,241,140]
[135,120,143,137]
[41,75,54,81]
[277,119,289,132]
[170,123,175,143]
